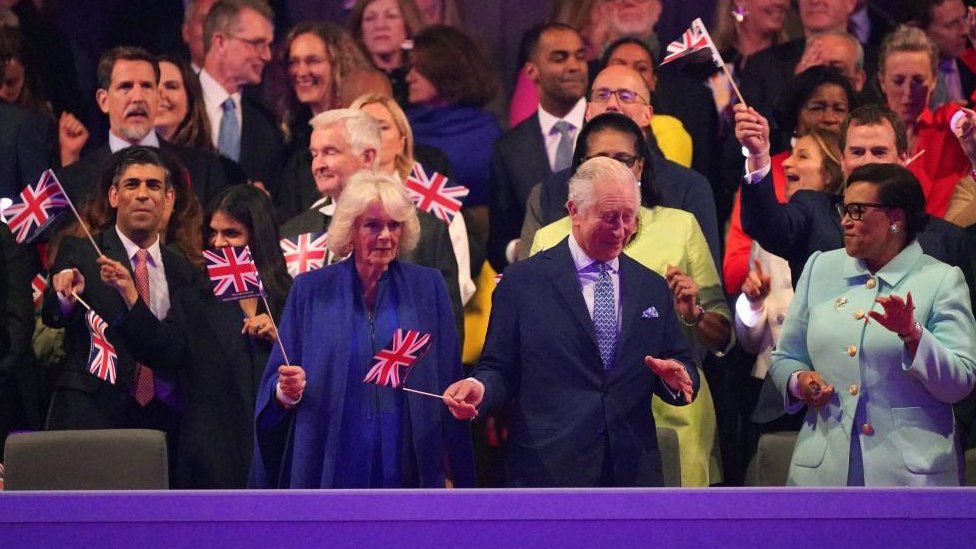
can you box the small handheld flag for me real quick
[2,170,69,244]
[661,18,746,106]
[404,163,469,223]
[31,273,48,309]
[364,328,432,389]
[280,232,329,278]
[204,245,262,301]
[85,309,117,384]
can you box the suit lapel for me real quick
[548,241,598,347]
[607,257,645,384]
[524,115,552,186]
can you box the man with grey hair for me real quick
[443,157,697,487]
[280,109,465,341]
[198,0,283,193]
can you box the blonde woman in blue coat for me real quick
[770,163,976,486]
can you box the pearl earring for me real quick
[889,223,900,235]
[731,5,747,23]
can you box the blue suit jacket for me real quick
[472,238,697,487]
[771,243,976,486]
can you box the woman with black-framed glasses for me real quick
[770,162,976,486]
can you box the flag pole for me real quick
[905,149,926,166]
[50,171,103,257]
[402,386,450,401]
[259,292,292,367]
[697,19,747,107]
[71,290,92,311]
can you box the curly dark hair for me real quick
[846,163,928,241]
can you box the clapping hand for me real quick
[665,264,700,322]
[869,292,917,339]
[741,258,771,304]
[644,355,694,404]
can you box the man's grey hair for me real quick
[567,157,641,214]
[309,108,381,169]
[808,29,864,71]
[202,0,273,56]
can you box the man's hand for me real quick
[951,107,976,166]
[442,379,484,420]
[734,104,770,164]
[277,365,306,406]
[796,370,834,408]
[645,356,694,404]
[58,112,89,167]
[97,256,138,307]
[52,268,86,310]
[741,258,771,304]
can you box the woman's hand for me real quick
[97,256,139,308]
[869,292,920,344]
[951,107,976,166]
[665,264,700,322]
[741,258,771,304]
[58,112,89,167]
[796,370,834,409]
[734,104,771,173]
[277,365,306,407]
[243,313,278,342]
[442,379,484,420]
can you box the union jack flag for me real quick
[363,328,432,388]
[660,18,719,67]
[86,309,117,384]
[2,169,69,243]
[31,273,48,309]
[404,163,469,223]
[280,231,329,278]
[204,245,263,301]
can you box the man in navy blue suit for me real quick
[444,157,698,487]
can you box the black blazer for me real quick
[740,171,976,298]
[0,102,55,199]
[472,239,697,487]
[487,114,551,272]
[56,137,236,211]
[41,229,199,429]
[239,96,285,195]
[116,287,271,488]
[280,207,465,343]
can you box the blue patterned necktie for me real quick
[217,97,240,161]
[593,261,617,369]
[553,120,574,172]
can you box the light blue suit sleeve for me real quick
[770,251,821,414]
[902,266,976,404]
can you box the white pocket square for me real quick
[642,307,659,318]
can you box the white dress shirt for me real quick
[199,68,243,151]
[567,231,621,333]
[537,98,587,172]
[108,130,160,152]
[115,226,169,319]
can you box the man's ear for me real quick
[96,89,110,115]
[108,184,119,208]
[524,61,540,84]
[363,148,378,167]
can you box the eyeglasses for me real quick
[589,87,647,105]
[586,152,640,168]
[837,202,887,221]
[229,35,272,53]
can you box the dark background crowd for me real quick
[2,0,976,489]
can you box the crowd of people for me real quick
[1,0,976,489]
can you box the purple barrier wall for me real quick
[2,488,976,548]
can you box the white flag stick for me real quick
[693,18,747,107]
[402,386,450,401]
[50,170,103,257]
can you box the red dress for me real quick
[907,104,969,218]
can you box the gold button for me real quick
[847,345,857,357]
[854,310,865,320]
[862,422,874,435]
[849,384,859,396]
[866,277,877,289]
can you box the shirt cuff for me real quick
[743,160,771,185]
[276,381,302,406]
[734,292,766,329]
[504,239,520,265]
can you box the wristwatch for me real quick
[898,321,922,342]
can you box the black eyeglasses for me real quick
[589,87,647,105]
[585,152,640,168]
[837,202,888,221]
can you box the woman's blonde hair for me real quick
[328,170,420,257]
[349,93,415,179]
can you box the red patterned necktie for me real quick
[132,249,154,407]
